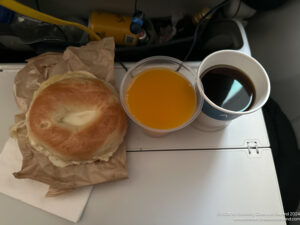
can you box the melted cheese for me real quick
[61,110,98,126]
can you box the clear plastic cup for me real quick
[120,56,203,137]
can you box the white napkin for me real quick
[0,138,93,222]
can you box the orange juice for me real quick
[126,68,196,129]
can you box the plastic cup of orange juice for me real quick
[120,56,203,137]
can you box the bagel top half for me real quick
[26,71,127,167]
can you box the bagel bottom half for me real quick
[26,71,127,167]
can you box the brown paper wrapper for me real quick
[12,38,128,196]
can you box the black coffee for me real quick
[201,65,255,112]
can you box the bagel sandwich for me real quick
[25,71,127,167]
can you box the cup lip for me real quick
[196,50,271,115]
[120,55,203,134]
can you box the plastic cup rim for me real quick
[120,56,204,134]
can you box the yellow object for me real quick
[192,8,211,24]
[0,0,101,40]
[89,12,138,46]
[126,68,197,129]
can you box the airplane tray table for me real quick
[0,62,286,225]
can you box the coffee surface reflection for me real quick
[201,65,255,112]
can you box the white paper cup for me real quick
[195,50,270,131]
